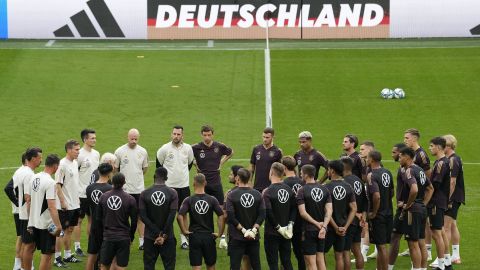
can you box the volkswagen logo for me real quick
[277,189,289,204]
[91,190,103,205]
[332,186,346,201]
[107,195,122,210]
[151,191,166,206]
[353,181,362,195]
[311,188,323,202]
[292,183,302,196]
[381,173,391,188]
[240,193,255,208]
[419,171,426,185]
[194,200,209,214]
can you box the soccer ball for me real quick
[393,88,406,99]
[380,88,394,99]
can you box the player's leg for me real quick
[431,229,445,269]
[264,234,280,270]
[279,237,293,270]
[291,229,306,270]
[203,233,217,270]
[407,240,421,269]
[388,233,401,268]
[245,241,261,270]
[22,221,35,270]
[450,220,461,263]
[316,252,327,270]
[143,238,159,270]
[241,255,251,270]
[229,240,245,270]
[351,242,364,269]
[175,187,190,249]
[159,237,176,270]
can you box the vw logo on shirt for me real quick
[151,191,166,206]
[91,190,103,205]
[381,173,391,187]
[107,196,122,210]
[195,200,209,214]
[332,186,346,201]
[311,188,323,202]
[277,189,289,203]
[240,193,255,208]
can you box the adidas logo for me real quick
[471,24,480,35]
[54,0,124,38]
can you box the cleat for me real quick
[75,248,85,257]
[367,251,377,259]
[139,245,144,250]
[451,257,461,264]
[181,242,189,250]
[63,255,81,263]
[54,257,69,268]
[399,249,410,257]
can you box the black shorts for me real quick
[369,215,393,245]
[345,224,361,250]
[404,211,425,241]
[325,227,347,252]
[174,187,191,210]
[189,232,217,266]
[58,209,80,228]
[14,214,22,236]
[205,184,224,205]
[33,228,56,254]
[87,227,103,254]
[20,219,34,244]
[100,240,131,267]
[130,193,141,208]
[392,209,405,235]
[302,230,325,255]
[79,198,90,218]
[428,206,445,230]
[445,202,461,220]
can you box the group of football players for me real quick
[4,126,464,270]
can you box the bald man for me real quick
[114,128,149,250]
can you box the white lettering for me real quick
[314,4,335,27]
[238,4,255,28]
[277,4,297,27]
[362,4,384,27]
[198,5,219,28]
[300,5,314,28]
[338,4,361,27]
[220,5,239,28]
[156,5,177,28]
[178,5,196,28]
[256,4,277,28]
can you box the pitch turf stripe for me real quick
[2,159,480,170]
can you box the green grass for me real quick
[1,39,479,269]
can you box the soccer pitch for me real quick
[1,38,479,269]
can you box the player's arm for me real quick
[129,198,138,242]
[318,170,328,184]
[219,144,234,169]
[288,194,297,224]
[404,183,418,210]
[370,192,380,219]
[177,198,191,235]
[142,152,149,175]
[344,201,357,231]
[47,198,62,235]
[156,147,166,169]
[248,147,256,180]
[262,190,279,228]
[4,178,18,206]
[298,204,324,231]
[423,181,434,205]
[139,193,161,237]
[56,183,67,210]
[214,200,225,237]
[449,157,458,201]
[254,196,266,229]
[162,191,178,236]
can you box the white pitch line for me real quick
[45,40,55,47]
[2,159,479,171]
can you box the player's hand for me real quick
[337,227,346,236]
[368,212,376,220]
[219,235,228,249]
[397,201,404,208]
[277,226,288,239]
[448,202,453,209]
[154,235,165,246]
[318,227,326,239]
[60,200,67,211]
[212,232,219,239]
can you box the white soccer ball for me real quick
[393,88,406,99]
[380,88,394,99]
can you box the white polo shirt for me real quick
[157,141,194,188]
[78,147,100,198]
[12,165,35,220]
[114,144,149,194]
[55,158,80,210]
[28,172,56,230]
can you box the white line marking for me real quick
[207,40,214,48]
[45,40,55,47]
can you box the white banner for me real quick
[390,0,480,38]
[7,0,146,39]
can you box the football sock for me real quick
[388,264,394,270]
[452,244,460,258]
[74,242,81,250]
[444,254,451,266]
[139,237,144,246]
[180,233,188,244]
[55,252,61,259]
[438,258,445,270]
[64,250,71,259]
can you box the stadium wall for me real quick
[4,0,480,39]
